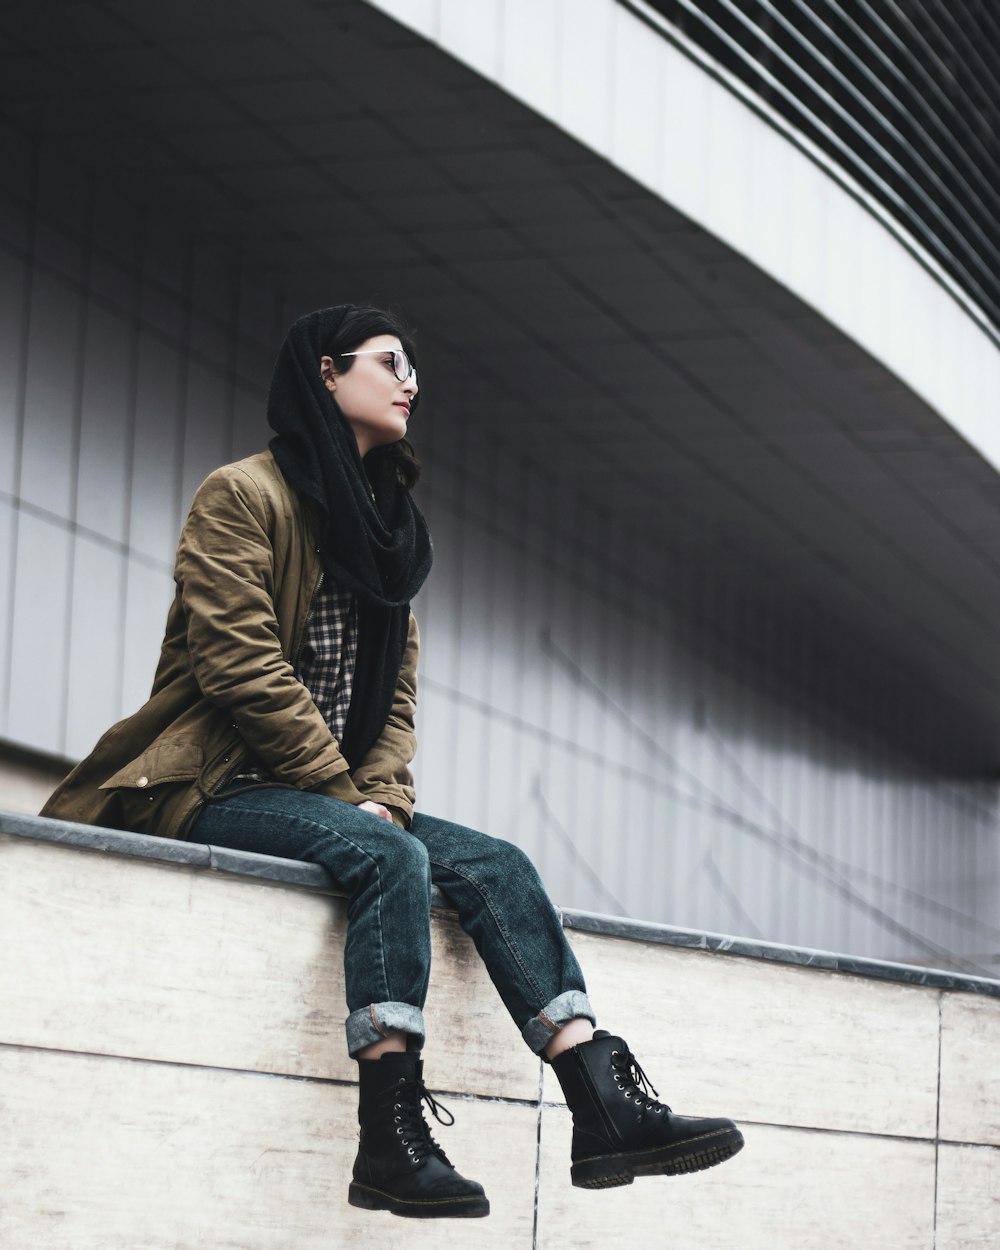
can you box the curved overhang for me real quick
[4,0,1000,764]
[363,0,1000,764]
[371,0,1000,472]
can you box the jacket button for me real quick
[136,776,149,788]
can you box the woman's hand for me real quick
[357,799,394,822]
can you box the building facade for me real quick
[1,0,998,973]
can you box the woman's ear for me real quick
[319,355,337,391]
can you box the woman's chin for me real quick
[381,421,409,445]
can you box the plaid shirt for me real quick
[297,579,358,744]
[231,579,357,785]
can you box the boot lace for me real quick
[387,1075,456,1167]
[610,1046,670,1119]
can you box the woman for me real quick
[42,305,743,1219]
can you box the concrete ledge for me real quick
[3,810,1000,1247]
[562,908,1000,997]
[5,809,998,999]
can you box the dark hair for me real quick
[324,304,421,490]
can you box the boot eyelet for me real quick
[407,1147,415,1155]
[396,1127,404,1135]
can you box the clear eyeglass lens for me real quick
[392,350,416,385]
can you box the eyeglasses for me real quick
[339,348,417,387]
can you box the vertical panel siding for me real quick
[76,304,134,545]
[0,116,997,977]
[409,403,1000,973]
[0,248,26,498]
[8,511,73,753]
[0,499,14,740]
[19,271,80,517]
[0,127,278,753]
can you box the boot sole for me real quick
[348,1181,490,1218]
[571,1126,745,1189]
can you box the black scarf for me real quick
[267,306,432,766]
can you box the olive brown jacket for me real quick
[41,451,418,839]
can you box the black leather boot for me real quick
[348,1051,490,1218]
[551,1030,744,1188]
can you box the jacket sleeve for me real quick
[175,464,365,804]
[348,612,419,823]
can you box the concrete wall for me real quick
[0,747,66,818]
[2,815,998,1249]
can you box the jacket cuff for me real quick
[384,805,411,830]
[312,771,367,806]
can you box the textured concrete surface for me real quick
[2,822,998,1249]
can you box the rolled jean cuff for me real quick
[345,1002,426,1057]
[521,990,596,1054]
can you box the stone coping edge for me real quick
[561,908,1000,998]
[4,809,998,999]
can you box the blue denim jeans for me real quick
[190,788,594,1056]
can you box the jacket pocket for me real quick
[98,740,205,790]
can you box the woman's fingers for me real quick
[357,799,393,822]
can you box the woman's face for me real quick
[320,334,418,457]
